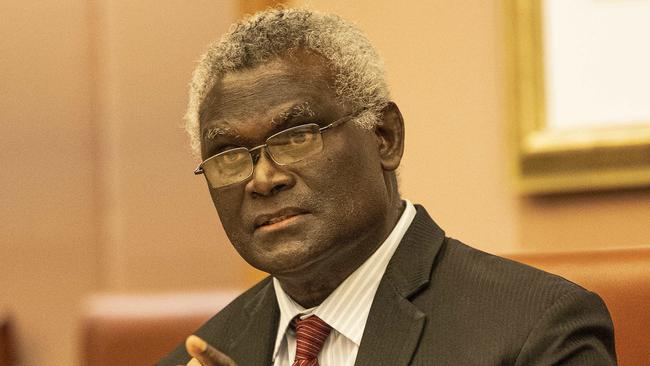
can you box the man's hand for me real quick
[184,335,237,366]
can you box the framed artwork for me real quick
[507,0,650,194]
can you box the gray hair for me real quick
[185,7,391,156]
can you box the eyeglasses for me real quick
[194,111,359,188]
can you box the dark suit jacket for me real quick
[158,205,616,365]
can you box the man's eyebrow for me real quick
[270,102,316,128]
[204,124,238,141]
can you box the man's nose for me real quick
[244,148,295,197]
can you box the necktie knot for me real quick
[292,315,332,365]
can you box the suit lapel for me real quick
[355,205,445,366]
[227,279,279,366]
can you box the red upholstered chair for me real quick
[506,247,650,366]
[81,291,239,366]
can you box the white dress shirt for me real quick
[272,200,416,366]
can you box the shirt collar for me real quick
[272,200,416,359]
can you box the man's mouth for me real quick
[260,214,298,226]
[253,208,307,231]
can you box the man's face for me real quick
[199,53,394,277]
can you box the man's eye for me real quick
[289,131,314,145]
[290,132,307,144]
[222,152,244,163]
[220,151,247,164]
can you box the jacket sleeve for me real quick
[514,289,617,365]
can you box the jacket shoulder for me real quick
[411,238,615,364]
[423,237,594,321]
[444,238,586,296]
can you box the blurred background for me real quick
[1,0,649,364]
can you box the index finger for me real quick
[185,335,237,366]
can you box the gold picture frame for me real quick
[506,0,650,194]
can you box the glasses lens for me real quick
[267,124,323,164]
[201,148,253,188]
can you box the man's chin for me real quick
[248,243,326,277]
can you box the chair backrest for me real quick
[81,291,239,366]
[506,247,650,366]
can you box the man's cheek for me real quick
[214,196,238,220]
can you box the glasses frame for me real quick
[194,111,361,187]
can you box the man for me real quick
[159,8,616,366]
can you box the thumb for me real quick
[185,335,237,366]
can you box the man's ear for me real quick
[375,101,404,171]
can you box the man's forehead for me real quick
[198,55,333,122]
[220,52,332,91]
[220,58,296,85]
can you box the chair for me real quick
[81,291,239,366]
[506,247,650,366]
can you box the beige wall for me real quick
[520,190,650,251]
[91,0,244,293]
[2,1,649,365]
[1,1,243,364]
[1,1,98,365]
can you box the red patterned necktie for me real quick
[291,315,332,366]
